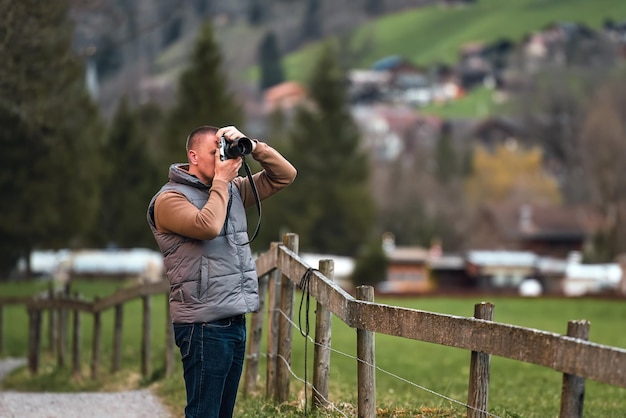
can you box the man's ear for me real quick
[189,150,198,165]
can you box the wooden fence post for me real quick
[559,320,590,418]
[48,309,55,354]
[312,259,334,410]
[112,303,123,373]
[141,295,152,378]
[356,285,376,418]
[47,286,55,354]
[275,233,298,402]
[265,259,282,399]
[91,308,102,379]
[165,296,174,377]
[467,302,494,418]
[244,271,269,395]
[72,302,81,378]
[58,283,70,366]
[56,304,66,368]
[28,308,42,375]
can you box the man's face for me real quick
[188,132,219,184]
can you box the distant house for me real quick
[376,234,432,294]
[358,55,464,107]
[520,32,550,72]
[371,55,422,74]
[262,81,308,113]
[352,103,442,162]
[394,73,434,106]
[457,38,514,90]
[464,249,623,296]
[562,259,622,296]
[371,55,445,107]
[348,69,392,103]
[457,42,493,89]
[467,204,592,258]
[468,116,526,149]
[429,254,471,292]
[377,239,623,296]
[466,250,537,293]
[518,22,601,72]
[534,255,568,294]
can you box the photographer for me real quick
[147,125,296,418]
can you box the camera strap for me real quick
[223,157,261,246]
[241,156,261,244]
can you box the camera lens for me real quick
[234,138,253,155]
[226,137,253,159]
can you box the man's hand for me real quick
[213,143,242,183]
[217,126,246,141]
[217,125,257,153]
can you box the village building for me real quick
[466,203,592,258]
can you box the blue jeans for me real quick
[173,315,247,418]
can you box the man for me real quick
[147,125,296,417]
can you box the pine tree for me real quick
[95,97,160,249]
[435,127,458,184]
[279,41,376,256]
[258,31,285,91]
[0,0,103,276]
[301,0,322,42]
[247,0,265,26]
[163,20,244,165]
[351,238,389,287]
[249,109,292,251]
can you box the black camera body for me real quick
[219,136,253,161]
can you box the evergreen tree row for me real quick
[0,4,377,280]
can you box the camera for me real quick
[219,136,254,161]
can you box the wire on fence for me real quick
[274,307,503,418]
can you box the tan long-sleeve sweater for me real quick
[153,141,296,241]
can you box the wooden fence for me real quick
[0,280,173,380]
[243,233,626,418]
[2,232,626,418]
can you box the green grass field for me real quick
[1,280,625,417]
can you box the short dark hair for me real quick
[185,125,219,152]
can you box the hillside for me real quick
[281,0,626,82]
[86,0,626,117]
[77,0,437,116]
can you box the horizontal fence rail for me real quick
[0,280,173,379]
[255,240,626,389]
[22,280,169,313]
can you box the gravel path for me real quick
[0,358,173,418]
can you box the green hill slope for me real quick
[283,0,626,82]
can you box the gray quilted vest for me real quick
[147,164,259,323]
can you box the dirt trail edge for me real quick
[0,358,173,418]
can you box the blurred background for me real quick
[3,0,626,297]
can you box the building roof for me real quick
[467,250,537,267]
[429,254,465,270]
[483,203,591,241]
[386,247,430,263]
[371,55,405,71]
[263,81,308,112]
